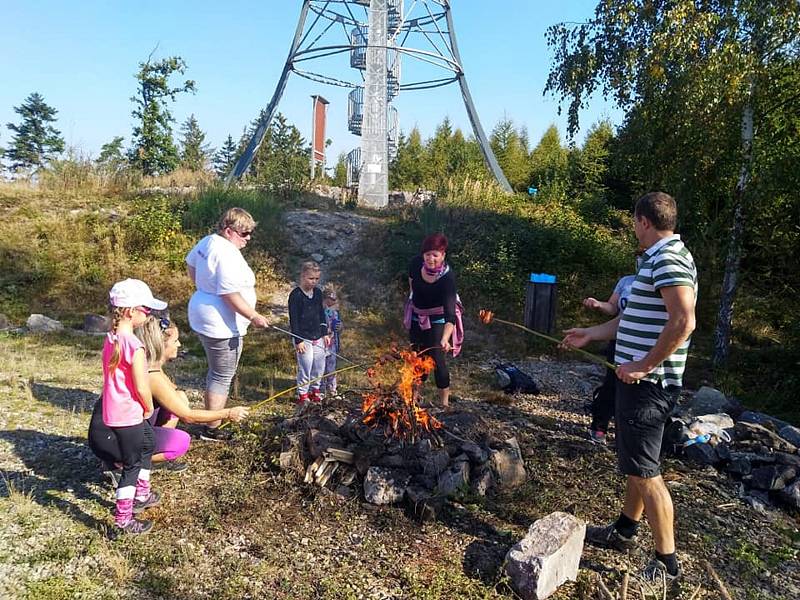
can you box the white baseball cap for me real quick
[109,279,168,310]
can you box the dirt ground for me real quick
[1,209,799,599]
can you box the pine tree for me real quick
[332,152,347,187]
[490,116,530,191]
[5,92,65,171]
[96,136,127,174]
[213,135,239,178]
[529,125,569,190]
[179,114,211,171]
[129,54,196,176]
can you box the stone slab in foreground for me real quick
[505,511,585,600]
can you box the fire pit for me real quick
[276,346,527,519]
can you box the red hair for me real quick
[421,233,448,254]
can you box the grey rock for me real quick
[490,437,527,489]
[306,429,346,459]
[505,512,585,600]
[685,443,720,465]
[470,463,495,497]
[729,451,776,465]
[777,480,800,510]
[363,467,410,505]
[405,484,443,522]
[375,454,406,468]
[26,314,64,333]
[743,491,771,514]
[775,452,800,467]
[83,313,109,333]
[310,253,324,262]
[726,458,752,477]
[420,449,450,477]
[437,461,470,497]
[461,441,489,464]
[779,425,800,448]
[738,411,790,433]
[305,416,341,435]
[735,421,797,453]
[747,465,797,491]
[680,387,737,417]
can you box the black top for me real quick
[408,255,457,324]
[288,287,327,343]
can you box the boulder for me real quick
[735,422,797,453]
[681,387,738,417]
[738,411,790,433]
[685,443,720,465]
[363,467,410,505]
[461,441,489,464]
[83,313,109,333]
[469,463,495,497]
[405,484,443,521]
[778,425,800,448]
[726,458,752,477]
[437,460,470,497]
[505,512,585,600]
[777,480,800,510]
[306,429,346,459]
[26,314,64,333]
[775,452,800,468]
[420,449,450,477]
[490,437,527,489]
[747,465,797,491]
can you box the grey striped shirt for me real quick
[615,235,697,387]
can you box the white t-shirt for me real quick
[186,234,257,338]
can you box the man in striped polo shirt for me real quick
[562,192,697,583]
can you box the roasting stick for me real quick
[217,362,368,429]
[479,309,617,370]
[268,324,357,365]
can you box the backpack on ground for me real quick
[494,362,540,395]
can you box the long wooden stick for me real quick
[704,561,734,600]
[218,362,367,429]
[490,317,617,370]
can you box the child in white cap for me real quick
[103,279,167,534]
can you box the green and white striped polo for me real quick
[615,235,698,388]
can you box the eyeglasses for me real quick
[235,229,253,239]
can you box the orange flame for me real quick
[361,347,442,439]
[479,309,495,324]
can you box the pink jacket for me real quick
[403,297,465,357]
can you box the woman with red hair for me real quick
[403,233,464,409]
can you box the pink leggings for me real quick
[153,426,191,460]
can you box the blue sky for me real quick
[0,1,620,165]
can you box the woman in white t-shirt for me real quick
[185,207,270,442]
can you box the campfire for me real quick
[276,344,527,518]
[361,347,442,442]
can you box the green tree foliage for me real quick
[529,125,569,197]
[245,112,309,194]
[569,120,613,199]
[95,136,127,173]
[490,116,531,191]
[390,128,428,189]
[545,0,800,366]
[4,92,65,171]
[332,152,347,187]
[129,54,196,176]
[179,114,211,171]
[213,135,239,178]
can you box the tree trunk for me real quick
[713,92,754,368]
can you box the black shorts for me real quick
[615,379,679,478]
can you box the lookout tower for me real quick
[226,0,511,206]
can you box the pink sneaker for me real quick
[296,392,309,405]
[309,389,322,403]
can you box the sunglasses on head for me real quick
[137,306,152,315]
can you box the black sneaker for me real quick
[585,522,637,552]
[103,469,122,489]
[133,490,161,514]
[117,517,153,535]
[200,426,233,442]
[642,558,682,584]
[152,460,189,473]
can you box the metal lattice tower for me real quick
[226,0,512,206]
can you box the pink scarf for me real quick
[403,296,465,357]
